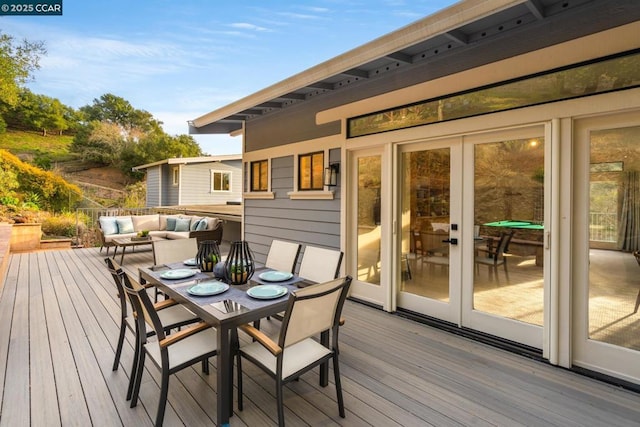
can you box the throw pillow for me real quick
[99,217,118,235]
[116,217,135,234]
[195,218,208,231]
[166,217,177,231]
[174,218,191,232]
[190,217,203,231]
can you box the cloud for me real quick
[229,22,270,32]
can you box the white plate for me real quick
[258,270,294,282]
[187,281,229,296]
[160,269,197,280]
[183,258,198,266]
[247,285,288,300]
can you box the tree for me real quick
[121,132,202,177]
[79,93,162,135]
[5,89,69,135]
[0,32,46,133]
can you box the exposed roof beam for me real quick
[279,92,306,100]
[222,115,246,121]
[525,0,545,20]
[444,29,469,45]
[306,82,335,90]
[256,101,283,108]
[341,68,370,78]
[236,109,263,116]
[386,52,413,64]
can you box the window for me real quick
[348,50,640,137]
[172,167,179,186]
[299,151,324,190]
[251,160,269,191]
[211,170,231,192]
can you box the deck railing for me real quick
[589,212,617,242]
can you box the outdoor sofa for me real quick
[97,213,223,254]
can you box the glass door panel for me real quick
[400,148,451,301]
[357,155,382,285]
[473,138,545,325]
[588,125,640,350]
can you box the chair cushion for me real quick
[116,217,135,234]
[99,217,118,235]
[241,337,331,379]
[166,217,177,231]
[174,218,191,232]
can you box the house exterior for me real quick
[190,0,640,386]
[133,155,242,207]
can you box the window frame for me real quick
[210,169,232,192]
[250,159,269,192]
[172,166,179,186]
[297,151,325,191]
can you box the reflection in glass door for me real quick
[357,155,382,285]
[574,113,640,382]
[400,148,451,301]
[587,125,640,350]
[473,138,545,326]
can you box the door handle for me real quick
[442,238,458,245]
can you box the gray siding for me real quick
[162,164,179,206]
[180,160,242,205]
[146,166,161,207]
[244,149,342,269]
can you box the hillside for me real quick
[0,129,135,207]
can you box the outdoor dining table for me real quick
[138,262,323,426]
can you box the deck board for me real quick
[1,246,639,426]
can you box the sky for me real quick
[1,0,458,155]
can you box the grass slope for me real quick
[0,130,77,161]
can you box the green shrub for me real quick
[41,212,84,237]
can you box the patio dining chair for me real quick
[104,258,199,374]
[121,272,218,427]
[152,237,198,266]
[298,245,343,283]
[265,239,302,273]
[236,276,352,427]
[475,230,515,277]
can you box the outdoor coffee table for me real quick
[112,237,154,264]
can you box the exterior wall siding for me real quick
[180,160,242,205]
[146,166,161,207]
[244,149,342,269]
[162,164,179,206]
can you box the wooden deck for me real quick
[1,246,640,426]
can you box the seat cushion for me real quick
[241,337,331,379]
[165,231,190,240]
[145,327,217,370]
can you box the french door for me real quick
[347,147,391,307]
[397,125,549,349]
[572,111,640,382]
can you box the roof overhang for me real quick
[189,0,639,135]
[132,154,242,171]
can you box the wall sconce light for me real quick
[324,163,340,187]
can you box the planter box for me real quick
[40,239,73,250]
[10,223,42,252]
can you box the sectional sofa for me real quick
[97,213,223,254]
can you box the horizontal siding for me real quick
[180,160,242,205]
[244,151,341,267]
[146,166,161,207]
